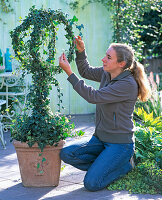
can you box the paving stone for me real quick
[60,164,86,184]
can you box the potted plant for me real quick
[10,6,83,187]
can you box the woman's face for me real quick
[102,47,121,73]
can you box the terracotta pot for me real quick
[13,140,65,187]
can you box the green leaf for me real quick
[27,136,32,140]
[42,157,46,163]
[71,15,78,22]
[43,49,48,55]
[61,165,65,171]
[53,20,59,26]
[76,130,85,136]
[37,163,40,169]
[49,85,52,90]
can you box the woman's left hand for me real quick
[59,53,73,76]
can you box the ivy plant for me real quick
[10,6,84,151]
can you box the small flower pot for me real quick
[13,140,65,187]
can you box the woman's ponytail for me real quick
[131,61,151,102]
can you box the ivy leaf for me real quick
[37,163,40,169]
[76,24,84,31]
[71,15,78,22]
[27,136,32,140]
[42,157,46,163]
[53,20,59,26]
[49,85,52,90]
[43,49,48,55]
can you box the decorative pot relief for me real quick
[31,156,49,176]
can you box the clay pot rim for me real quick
[13,139,65,149]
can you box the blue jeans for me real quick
[60,136,134,191]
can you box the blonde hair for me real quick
[110,43,151,102]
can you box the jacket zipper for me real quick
[96,113,101,129]
[113,112,117,129]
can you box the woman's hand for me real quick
[74,36,85,53]
[59,53,73,76]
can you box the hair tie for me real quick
[133,60,137,69]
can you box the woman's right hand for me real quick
[74,36,85,53]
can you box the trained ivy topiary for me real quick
[10,6,83,151]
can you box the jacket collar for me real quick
[110,70,131,82]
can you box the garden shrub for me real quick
[107,159,162,194]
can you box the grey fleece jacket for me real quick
[67,50,138,143]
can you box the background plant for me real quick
[133,79,162,168]
[0,0,13,13]
[69,0,162,61]
[135,72,161,117]
[134,116,161,167]
[10,6,84,151]
[107,159,162,194]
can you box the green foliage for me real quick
[133,105,162,168]
[135,97,161,119]
[11,111,76,151]
[134,107,162,130]
[135,72,162,118]
[107,0,161,60]
[134,123,162,168]
[107,160,162,194]
[0,0,13,13]
[116,1,161,59]
[61,164,66,171]
[69,0,162,60]
[10,6,84,151]
[137,9,162,59]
